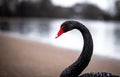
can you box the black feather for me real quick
[59,21,120,77]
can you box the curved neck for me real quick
[60,22,93,77]
[75,22,93,74]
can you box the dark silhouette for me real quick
[114,0,120,20]
[0,0,114,20]
[56,21,120,77]
[72,3,111,20]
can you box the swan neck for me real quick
[75,23,93,74]
[60,22,93,77]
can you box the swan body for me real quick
[56,21,120,77]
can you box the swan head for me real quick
[56,21,75,38]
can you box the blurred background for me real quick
[0,0,119,19]
[0,0,120,77]
[0,0,120,58]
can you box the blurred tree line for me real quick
[115,0,120,20]
[0,0,120,20]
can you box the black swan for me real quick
[55,21,120,77]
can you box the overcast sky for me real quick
[51,0,116,15]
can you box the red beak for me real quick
[55,26,63,38]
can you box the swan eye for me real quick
[62,25,73,32]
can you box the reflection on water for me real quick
[0,19,120,59]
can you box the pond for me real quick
[0,18,120,59]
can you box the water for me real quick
[0,18,120,59]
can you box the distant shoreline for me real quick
[0,27,120,60]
